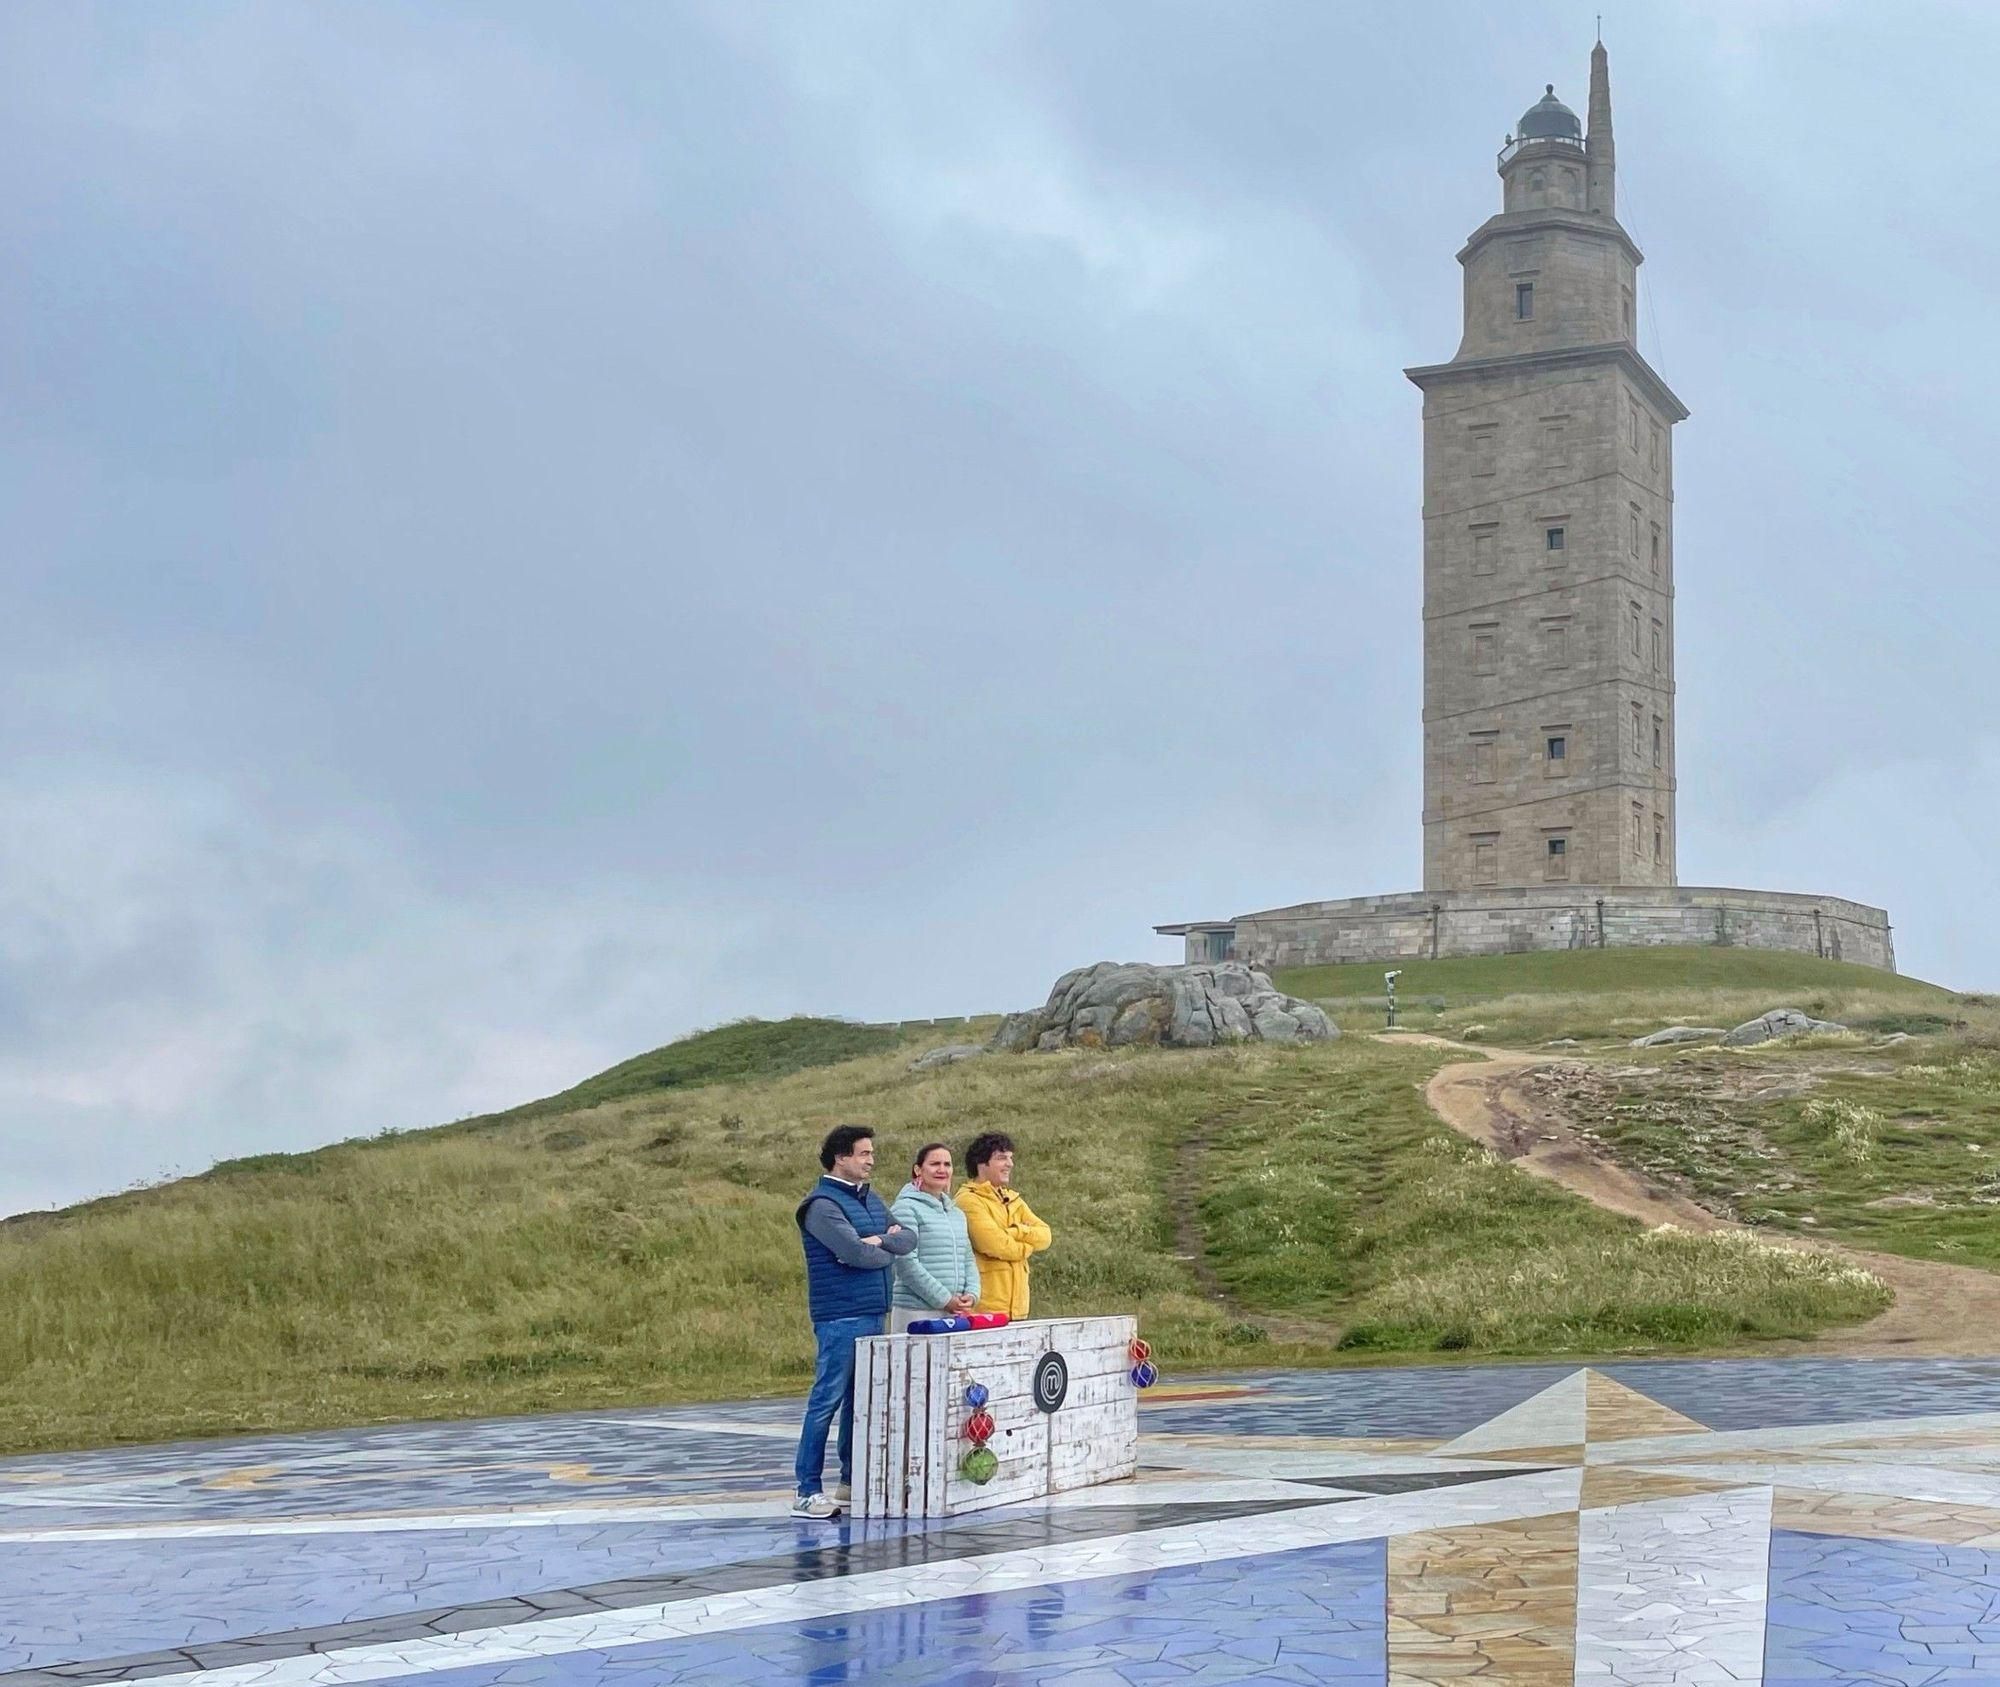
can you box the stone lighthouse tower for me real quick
[1407,44,1687,893]
[1158,46,1898,971]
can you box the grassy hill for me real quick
[1,953,1991,1456]
[1277,946,1958,1046]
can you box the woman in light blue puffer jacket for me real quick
[889,1142,981,1333]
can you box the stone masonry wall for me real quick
[1182,885,1895,974]
[1419,357,1677,893]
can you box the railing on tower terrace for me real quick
[1497,134,1585,167]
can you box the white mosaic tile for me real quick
[1630,1456,2000,1509]
[1575,1484,1772,1687]
[1138,1444,1547,1478]
[0,1499,787,1544]
[1584,1407,2000,1465]
[1437,1369,1588,1453]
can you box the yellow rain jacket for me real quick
[954,1181,1053,1319]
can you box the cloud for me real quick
[0,2,1993,1214]
[0,753,782,1214]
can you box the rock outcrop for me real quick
[992,962,1337,1053]
[1630,1025,1727,1048]
[908,1043,987,1073]
[1720,1006,1847,1047]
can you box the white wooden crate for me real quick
[853,1315,1139,1517]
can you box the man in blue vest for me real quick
[792,1123,914,1518]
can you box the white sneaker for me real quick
[832,1481,852,1504]
[790,1492,841,1519]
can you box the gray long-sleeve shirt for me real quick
[801,1186,917,1269]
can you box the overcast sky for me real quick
[3,2,1995,1218]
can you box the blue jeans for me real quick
[794,1314,882,1497]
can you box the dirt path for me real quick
[1391,1033,2000,1358]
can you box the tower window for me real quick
[1652,717,1663,767]
[1516,282,1535,321]
[1473,833,1499,886]
[1621,287,1634,337]
[1650,525,1662,573]
[1541,419,1569,467]
[1629,400,1640,452]
[1545,732,1568,772]
[1631,702,1644,755]
[1629,604,1642,655]
[1654,815,1664,863]
[1652,619,1663,671]
[1545,835,1569,881]
[1541,619,1570,669]
[1471,425,1497,476]
[1545,525,1565,551]
[1649,424,1661,471]
[1471,733,1498,783]
[1472,626,1498,675]
[1629,508,1641,556]
[1631,805,1644,857]
[1471,524,1498,574]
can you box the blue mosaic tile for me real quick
[0,1418,798,1530]
[1765,1529,2000,1685]
[0,1515,938,1671]
[1144,1357,2000,1438]
[364,1536,1390,1686]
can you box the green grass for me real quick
[0,1008,1897,1455]
[1275,947,1959,1047]
[1193,1039,1884,1352]
[1573,1032,2000,1272]
[459,1016,907,1128]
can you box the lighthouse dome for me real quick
[1517,85,1581,141]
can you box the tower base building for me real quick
[1155,44,1896,974]
[1159,885,1894,974]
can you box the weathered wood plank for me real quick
[1036,1316,1137,1350]
[863,1337,891,1518]
[1048,1397,1136,1448]
[886,1338,909,1518]
[901,1339,931,1517]
[921,1340,948,1518]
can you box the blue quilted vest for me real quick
[796,1176,894,1325]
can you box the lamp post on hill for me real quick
[1385,970,1401,1030]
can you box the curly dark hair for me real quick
[963,1131,1016,1176]
[818,1124,874,1170]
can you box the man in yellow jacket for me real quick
[954,1131,1052,1319]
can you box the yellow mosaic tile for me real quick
[1818,1427,2000,1452]
[1387,1511,1578,1686]
[1582,1371,1706,1443]
[1580,1467,1734,1510]
[1458,1444,1583,1465]
[1774,1486,2000,1546]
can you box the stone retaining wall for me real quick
[1162,885,1895,973]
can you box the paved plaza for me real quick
[8,1357,2000,1683]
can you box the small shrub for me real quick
[1802,1099,1881,1161]
[1852,1013,1962,1036]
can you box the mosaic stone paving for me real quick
[7,1356,2000,1683]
